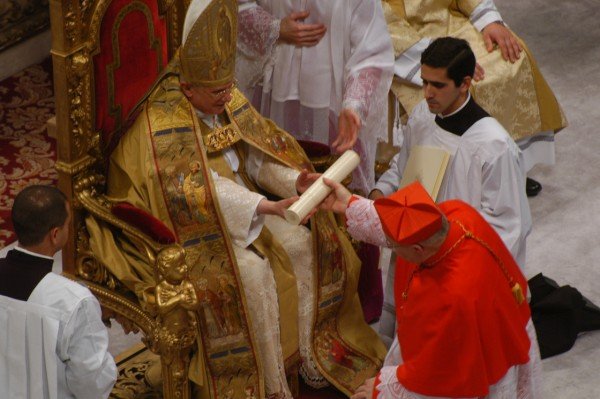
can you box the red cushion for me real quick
[94,0,168,152]
[297,140,331,158]
[111,202,176,244]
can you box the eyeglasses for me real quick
[208,79,237,100]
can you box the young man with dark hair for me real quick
[383,0,567,197]
[371,37,532,341]
[0,185,116,398]
[420,37,476,87]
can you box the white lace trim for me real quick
[345,197,388,247]
[342,67,383,125]
[262,216,327,390]
[233,243,293,398]
[236,5,281,96]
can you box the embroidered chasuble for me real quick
[383,0,566,140]
[86,63,386,398]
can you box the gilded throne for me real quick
[49,0,204,397]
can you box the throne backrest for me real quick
[93,0,169,154]
[50,0,189,272]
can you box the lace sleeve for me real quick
[345,196,389,247]
[375,366,420,399]
[238,3,280,58]
[342,67,382,124]
[236,2,281,96]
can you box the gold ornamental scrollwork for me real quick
[66,49,93,159]
[64,0,93,46]
[64,1,81,46]
[76,228,124,291]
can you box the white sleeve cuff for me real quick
[238,0,258,12]
[470,0,503,31]
[394,38,431,86]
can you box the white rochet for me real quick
[285,150,360,225]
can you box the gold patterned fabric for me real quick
[383,0,567,140]
[86,61,386,398]
[180,0,237,86]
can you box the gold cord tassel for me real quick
[512,282,525,305]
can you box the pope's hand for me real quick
[279,11,327,47]
[296,169,321,194]
[320,178,352,214]
[257,197,299,218]
[482,22,522,63]
[333,108,361,153]
[350,377,376,399]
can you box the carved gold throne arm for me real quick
[73,170,198,399]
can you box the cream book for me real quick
[399,146,450,201]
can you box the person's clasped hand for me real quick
[279,10,327,47]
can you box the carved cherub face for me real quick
[157,246,188,282]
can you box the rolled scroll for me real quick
[285,150,360,225]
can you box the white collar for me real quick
[14,245,55,260]
[195,109,220,128]
[437,93,471,119]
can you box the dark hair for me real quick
[11,185,68,246]
[421,37,476,86]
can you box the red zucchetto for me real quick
[373,181,443,245]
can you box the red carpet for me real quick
[0,58,56,249]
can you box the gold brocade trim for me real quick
[310,212,383,395]
[226,88,312,171]
[144,71,382,395]
[144,81,264,398]
[201,121,242,152]
[452,0,483,17]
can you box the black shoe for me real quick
[526,177,542,197]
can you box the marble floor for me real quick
[497,0,600,397]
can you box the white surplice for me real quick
[0,273,116,399]
[375,99,532,268]
[236,0,394,194]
